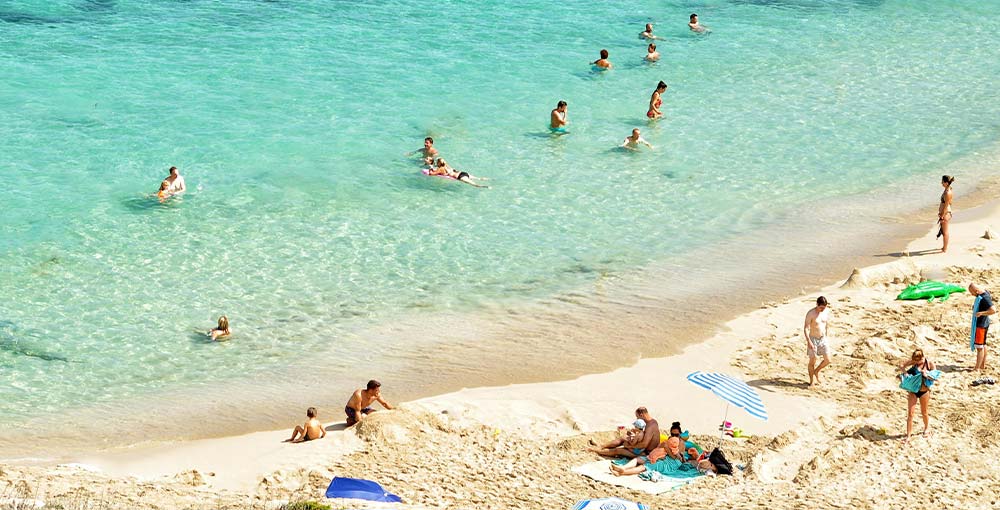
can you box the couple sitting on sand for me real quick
[285,380,394,443]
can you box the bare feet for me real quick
[922,429,932,439]
[902,436,910,446]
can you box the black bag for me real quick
[708,447,733,475]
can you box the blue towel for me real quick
[646,457,703,479]
[899,369,942,393]
[324,477,402,503]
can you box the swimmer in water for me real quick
[689,13,707,33]
[407,137,440,166]
[639,23,662,40]
[208,315,231,341]
[622,128,653,150]
[431,159,489,188]
[591,49,612,70]
[645,43,660,62]
[647,81,667,119]
[550,100,568,133]
[156,180,172,202]
[165,166,186,194]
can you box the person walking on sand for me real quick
[970,283,995,371]
[165,166,186,194]
[647,81,667,119]
[550,100,568,133]
[587,407,661,458]
[286,407,326,443]
[938,175,955,253]
[345,379,393,427]
[803,296,832,387]
[898,349,936,444]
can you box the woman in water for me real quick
[209,315,231,341]
[647,81,667,119]
[645,43,660,62]
[156,180,172,202]
[430,159,489,188]
[591,49,612,70]
[898,349,936,444]
[938,175,954,252]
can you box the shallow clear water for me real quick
[1,0,999,450]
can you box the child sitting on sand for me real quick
[286,407,326,443]
[208,315,231,341]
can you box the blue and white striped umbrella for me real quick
[686,371,768,421]
[572,497,648,510]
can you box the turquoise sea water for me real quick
[1,0,999,453]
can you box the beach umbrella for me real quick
[572,497,649,510]
[686,371,768,442]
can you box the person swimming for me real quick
[208,315,231,341]
[591,49,612,70]
[647,81,667,119]
[430,159,489,188]
[689,13,707,32]
[407,137,440,166]
[622,128,653,150]
[156,180,172,202]
[639,23,662,40]
[645,43,660,62]
[165,166,186,194]
[550,100,568,133]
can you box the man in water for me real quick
[621,128,653,150]
[587,407,662,458]
[688,13,706,32]
[345,379,394,427]
[286,406,326,443]
[165,166,186,193]
[639,23,662,40]
[409,137,439,166]
[550,101,568,133]
[970,283,996,371]
[803,296,832,387]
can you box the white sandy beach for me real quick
[3,196,1000,509]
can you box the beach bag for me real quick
[708,447,733,476]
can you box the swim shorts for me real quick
[344,406,373,425]
[975,326,989,348]
[807,336,830,358]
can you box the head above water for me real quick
[648,43,657,52]
[599,49,609,59]
[159,180,170,191]
[632,128,641,137]
[557,100,567,109]
[218,315,229,330]
[424,137,434,147]
[690,13,698,22]
[436,158,447,167]
[366,379,382,391]
[307,406,317,418]
[656,80,668,91]
[169,166,178,176]
[645,23,653,31]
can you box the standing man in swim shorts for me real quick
[970,283,995,372]
[550,101,568,133]
[803,296,832,387]
[345,379,394,427]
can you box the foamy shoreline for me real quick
[3,182,996,509]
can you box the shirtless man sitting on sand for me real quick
[345,379,394,426]
[587,407,662,459]
[286,407,326,443]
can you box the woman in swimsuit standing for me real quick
[898,349,935,444]
[938,175,955,253]
[647,81,667,119]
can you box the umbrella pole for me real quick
[718,403,730,447]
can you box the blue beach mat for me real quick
[324,477,402,503]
